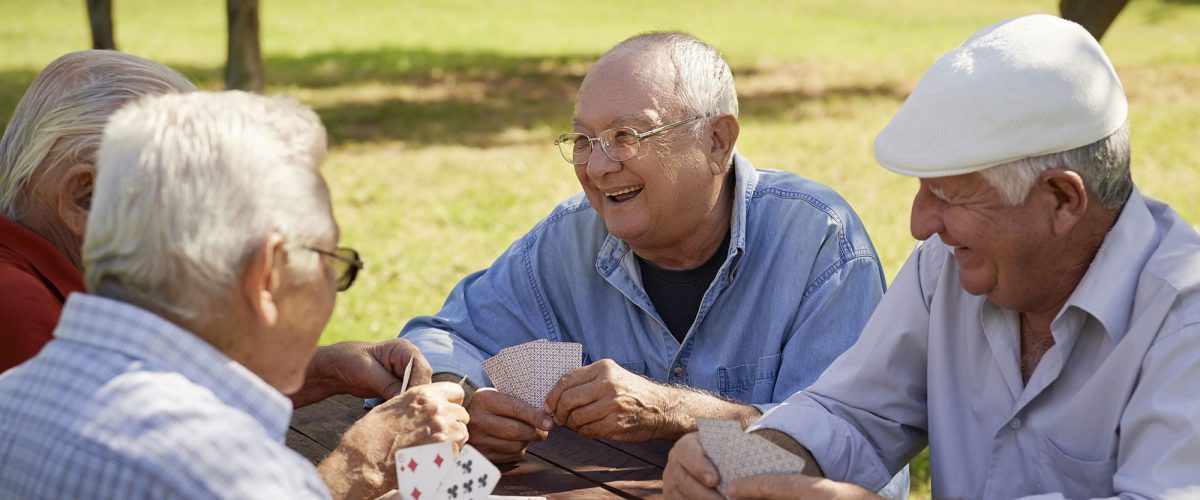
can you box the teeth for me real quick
[604,186,643,197]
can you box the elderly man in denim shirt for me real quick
[402,32,886,465]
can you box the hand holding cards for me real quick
[482,340,583,409]
[396,443,500,500]
[697,418,807,497]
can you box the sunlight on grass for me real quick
[3,1,1198,497]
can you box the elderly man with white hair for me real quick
[664,14,1200,500]
[0,91,470,499]
[399,31,907,497]
[0,51,445,413]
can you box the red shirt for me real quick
[0,215,85,372]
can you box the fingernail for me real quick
[541,416,553,430]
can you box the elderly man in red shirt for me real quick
[1,53,438,412]
[0,50,195,371]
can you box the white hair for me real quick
[610,32,739,129]
[84,91,332,323]
[978,122,1132,210]
[0,50,195,220]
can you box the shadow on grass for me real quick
[1,46,907,147]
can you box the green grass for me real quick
[3,1,1198,496]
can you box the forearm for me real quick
[290,345,341,408]
[752,428,825,477]
[316,442,388,500]
[657,385,762,440]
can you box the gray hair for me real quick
[609,32,739,127]
[85,91,333,324]
[978,122,1132,210]
[0,50,195,220]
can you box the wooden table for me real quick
[287,395,672,498]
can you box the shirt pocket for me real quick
[614,359,647,376]
[1034,432,1116,498]
[716,353,781,404]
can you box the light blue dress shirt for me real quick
[0,294,330,499]
[752,190,1200,499]
[402,154,886,408]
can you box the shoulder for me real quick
[1140,201,1200,332]
[512,192,607,257]
[747,168,877,257]
[84,373,318,493]
[0,260,62,354]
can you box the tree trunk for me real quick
[1060,0,1131,41]
[86,0,116,50]
[225,0,264,92]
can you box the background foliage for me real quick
[3,1,1197,496]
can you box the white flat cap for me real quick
[874,14,1127,177]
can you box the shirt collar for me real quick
[0,215,86,301]
[595,152,758,276]
[54,293,293,439]
[1058,188,1158,343]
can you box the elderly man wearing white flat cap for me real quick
[664,14,1200,500]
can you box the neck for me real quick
[635,172,735,270]
[1019,205,1120,327]
[16,208,82,270]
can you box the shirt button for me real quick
[1009,418,1022,430]
[672,366,684,376]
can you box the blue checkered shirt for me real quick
[0,293,330,499]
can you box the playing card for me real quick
[697,418,807,497]
[396,442,455,500]
[483,340,582,409]
[439,445,501,500]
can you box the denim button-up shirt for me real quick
[402,154,885,408]
[752,190,1200,499]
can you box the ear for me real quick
[242,233,287,328]
[56,163,95,238]
[1040,169,1089,236]
[707,114,740,175]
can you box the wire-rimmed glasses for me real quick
[553,115,705,165]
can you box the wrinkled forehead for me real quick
[573,47,681,131]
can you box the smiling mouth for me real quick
[604,185,644,203]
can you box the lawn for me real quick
[2,0,1197,496]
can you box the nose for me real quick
[583,144,621,180]
[910,181,945,241]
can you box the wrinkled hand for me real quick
[727,474,881,500]
[543,359,672,442]
[664,432,722,500]
[466,388,551,463]
[319,382,468,499]
[339,339,434,399]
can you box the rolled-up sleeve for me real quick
[400,235,558,387]
[750,244,937,490]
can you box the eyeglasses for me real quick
[305,246,363,292]
[553,115,705,165]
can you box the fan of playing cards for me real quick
[697,418,808,497]
[394,442,500,500]
[482,340,583,409]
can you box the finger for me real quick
[562,399,610,431]
[479,390,553,431]
[672,433,719,487]
[468,433,530,463]
[543,363,598,414]
[554,378,607,426]
[727,474,815,500]
[472,408,547,442]
[397,341,434,386]
[410,381,465,405]
[665,460,724,500]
